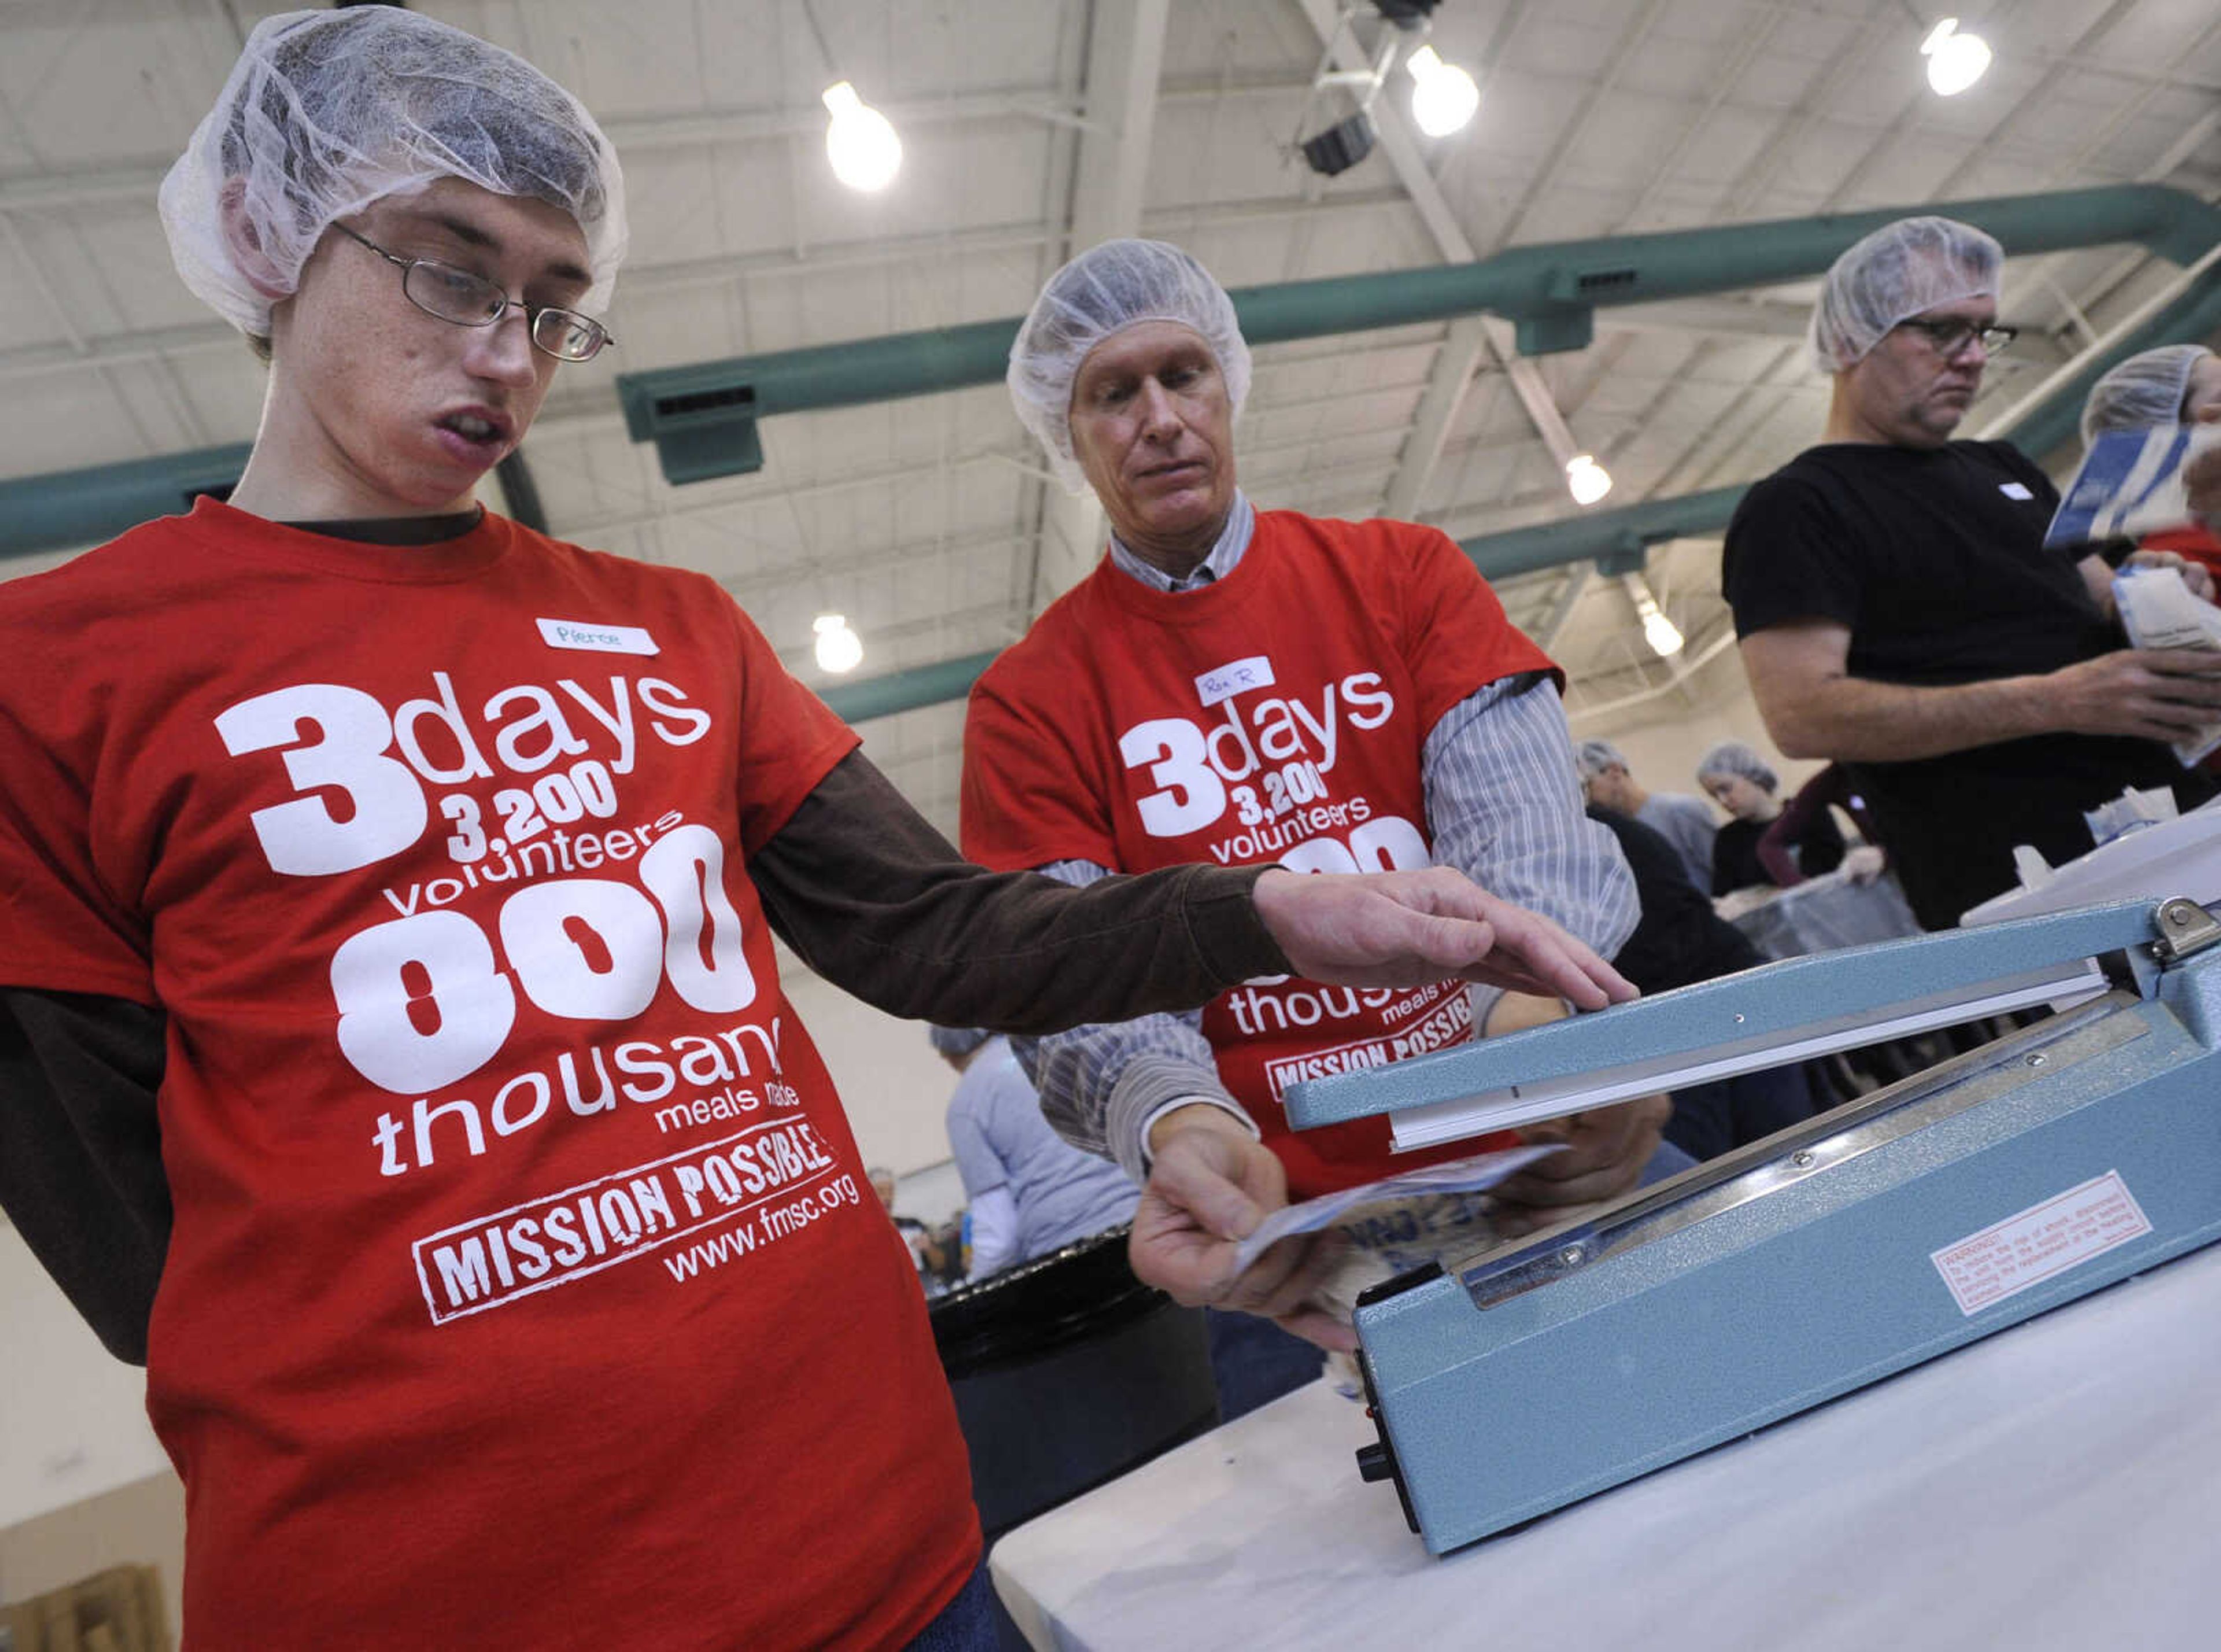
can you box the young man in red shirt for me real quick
[962,241,1676,1406]
[0,14,1632,1649]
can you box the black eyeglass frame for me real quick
[331,222,615,362]
[1891,317,2019,359]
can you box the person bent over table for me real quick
[960,238,1683,1419]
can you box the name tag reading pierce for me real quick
[537,618,661,656]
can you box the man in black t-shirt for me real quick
[1724,215,2221,929]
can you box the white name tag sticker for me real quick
[537,618,660,657]
[1998,481,2035,501]
[1929,1170,2152,1317]
[1194,655,1275,708]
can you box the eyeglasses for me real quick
[1893,318,2017,359]
[333,223,615,363]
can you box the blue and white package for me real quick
[1229,1142,1561,1274]
[2048,423,2221,548]
[2112,564,2221,764]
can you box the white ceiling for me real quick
[4,0,2220,840]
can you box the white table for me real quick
[991,1239,2221,1651]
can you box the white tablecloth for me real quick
[991,1239,2221,1652]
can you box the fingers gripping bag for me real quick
[1230,1145,1566,1395]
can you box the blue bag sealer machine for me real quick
[1280,895,2221,1555]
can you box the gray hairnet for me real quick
[1696,741,1779,794]
[1809,216,2002,375]
[1573,739,1629,780]
[2079,345,2213,447]
[1008,238,1254,493]
[928,1026,993,1060]
[160,8,627,338]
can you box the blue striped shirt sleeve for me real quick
[1423,673,1640,1028]
[1013,674,1637,1176]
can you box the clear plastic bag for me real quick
[1230,1144,1559,1275]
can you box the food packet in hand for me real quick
[1308,1188,1517,1400]
[1232,1148,1564,1401]
[1228,1144,1560,1276]
[2113,566,2221,763]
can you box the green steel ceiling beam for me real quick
[6,185,2217,565]
[0,443,252,560]
[1456,487,1751,584]
[9,259,2219,740]
[817,648,1005,725]
[616,184,2221,485]
[792,262,2221,727]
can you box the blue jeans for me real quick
[902,1561,1003,1652]
[1205,1304,1325,1422]
[1206,1138,1696,1422]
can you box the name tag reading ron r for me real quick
[1998,481,2035,501]
[1194,655,1275,707]
[537,618,661,656]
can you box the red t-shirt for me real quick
[961,510,1556,1196]
[2139,522,2221,580]
[0,500,976,1650]
[2137,526,2221,776]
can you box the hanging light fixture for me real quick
[1295,3,1481,176]
[813,614,864,673]
[1301,110,1378,176]
[1920,19,1991,96]
[1620,574,1684,659]
[801,0,902,192]
[821,81,902,191]
[1405,44,1480,138]
[1565,453,1614,506]
[1640,606,1685,659]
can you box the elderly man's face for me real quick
[1586,763,1635,812]
[1839,287,1997,449]
[1068,320,1237,567]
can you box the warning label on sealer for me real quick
[1929,1170,2152,1317]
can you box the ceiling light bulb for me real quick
[1405,45,1480,139]
[1920,19,1991,96]
[813,613,864,673]
[1565,453,1613,506]
[1641,609,1685,658]
[1622,573,1684,658]
[821,81,902,191]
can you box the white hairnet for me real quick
[1573,739,1629,780]
[2080,345,2213,447]
[160,8,626,339]
[1696,741,1778,794]
[1008,238,1253,493]
[1809,216,2002,375]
